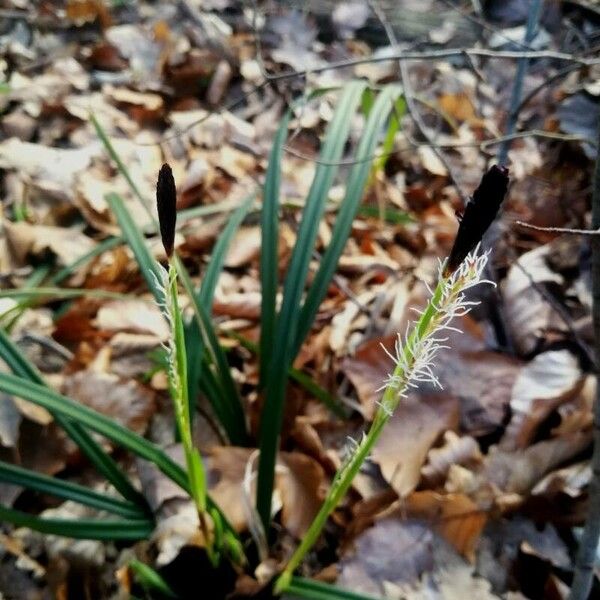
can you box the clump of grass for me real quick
[275,165,510,593]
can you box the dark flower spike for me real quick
[444,164,509,277]
[156,163,177,258]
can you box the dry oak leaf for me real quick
[500,350,582,451]
[206,447,326,538]
[501,244,565,355]
[95,299,169,340]
[484,431,592,498]
[338,517,498,598]
[371,393,460,498]
[400,491,487,562]
[62,370,155,435]
[3,221,96,269]
[421,431,483,487]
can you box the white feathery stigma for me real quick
[376,246,494,418]
[151,264,182,409]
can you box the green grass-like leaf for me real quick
[356,204,412,224]
[0,287,128,300]
[256,81,368,529]
[291,85,403,357]
[106,192,163,298]
[183,196,253,444]
[0,327,148,510]
[129,559,177,598]
[0,461,144,519]
[286,577,383,600]
[0,504,153,541]
[0,370,243,557]
[259,108,292,389]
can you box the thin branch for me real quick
[515,221,600,235]
[262,49,600,84]
[569,104,600,600]
[368,0,469,204]
[281,130,593,167]
[497,0,543,165]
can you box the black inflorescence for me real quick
[156,163,177,258]
[444,164,509,277]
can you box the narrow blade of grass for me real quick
[51,236,123,285]
[90,112,152,219]
[371,96,406,177]
[257,81,367,530]
[0,461,144,519]
[105,192,163,299]
[0,327,148,510]
[0,288,127,301]
[0,504,153,541]
[129,559,177,598]
[286,576,383,600]
[0,371,243,558]
[288,367,347,418]
[0,264,50,330]
[108,190,249,444]
[356,204,412,224]
[182,197,253,444]
[292,86,403,358]
[259,108,292,389]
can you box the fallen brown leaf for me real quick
[371,393,459,498]
[500,350,582,450]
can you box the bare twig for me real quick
[497,0,543,165]
[280,130,593,167]
[368,0,469,204]
[145,42,600,147]
[515,221,600,235]
[569,107,600,600]
[262,48,600,83]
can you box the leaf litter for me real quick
[0,0,598,598]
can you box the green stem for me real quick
[274,280,446,593]
[166,260,215,565]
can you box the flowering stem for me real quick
[162,260,216,565]
[274,278,446,594]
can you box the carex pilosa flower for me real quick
[444,164,509,277]
[156,163,177,258]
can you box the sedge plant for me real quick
[152,164,220,564]
[275,165,510,593]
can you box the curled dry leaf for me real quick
[0,138,100,193]
[500,350,582,450]
[139,446,326,545]
[0,393,21,448]
[95,299,169,340]
[62,370,155,436]
[338,517,497,598]
[3,221,96,269]
[501,244,566,354]
[531,461,591,500]
[276,452,327,538]
[400,491,487,561]
[421,431,483,487]
[207,447,327,539]
[371,393,459,498]
[485,431,592,498]
[224,227,261,268]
